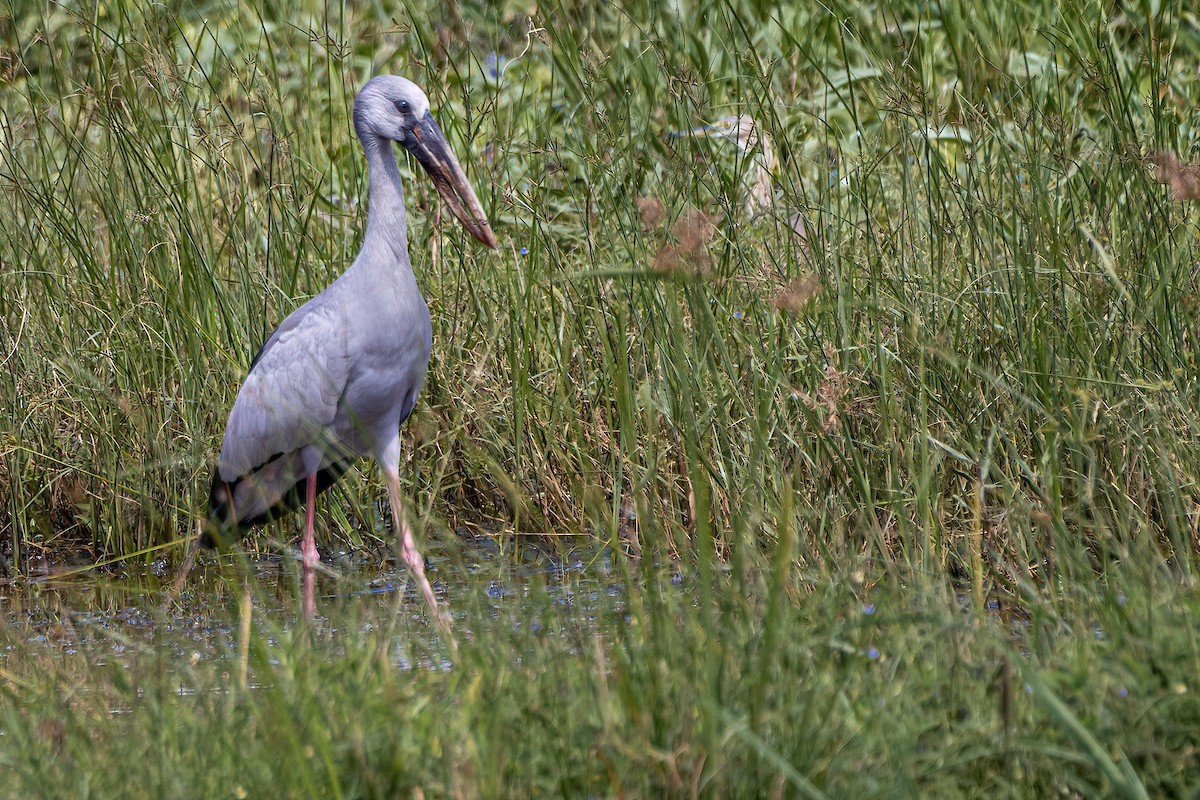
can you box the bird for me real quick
[672,115,778,217]
[203,74,498,624]
[671,114,809,248]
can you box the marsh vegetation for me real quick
[1,0,1199,795]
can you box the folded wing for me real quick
[206,305,352,542]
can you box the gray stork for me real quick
[203,75,497,623]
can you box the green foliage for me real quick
[2,0,1200,793]
[2,0,1198,579]
[1,564,1196,798]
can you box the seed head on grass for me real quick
[793,347,850,433]
[671,208,716,251]
[652,245,686,274]
[817,363,849,432]
[652,208,717,277]
[636,196,665,228]
[1149,151,1200,201]
[772,274,821,313]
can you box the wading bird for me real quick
[673,115,778,217]
[204,75,497,623]
[672,114,809,247]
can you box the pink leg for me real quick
[386,473,455,645]
[301,472,318,620]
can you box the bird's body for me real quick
[673,114,778,217]
[672,114,809,248]
[204,75,496,623]
[207,244,432,531]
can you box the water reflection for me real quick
[0,534,634,671]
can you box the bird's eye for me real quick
[394,99,411,115]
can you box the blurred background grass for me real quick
[1,0,1199,795]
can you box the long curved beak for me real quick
[668,123,717,139]
[406,112,498,249]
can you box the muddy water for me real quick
[0,535,631,669]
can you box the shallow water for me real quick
[0,534,635,673]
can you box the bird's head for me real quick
[670,113,779,178]
[674,114,760,153]
[354,75,498,249]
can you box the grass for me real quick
[1,0,1200,794]
[1,560,1196,797]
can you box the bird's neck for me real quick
[359,134,411,267]
[740,130,777,174]
[758,134,778,174]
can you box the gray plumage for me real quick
[203,75,497,621]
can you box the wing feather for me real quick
[219,304,349,480]
[204,303,353,539]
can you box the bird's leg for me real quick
[385,472,454,643]
[301,472,318,620]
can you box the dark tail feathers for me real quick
[203,459,353,548]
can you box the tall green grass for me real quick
[1,560,1195,797]
[2,0,1197,586]
[2,0,1200,793]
